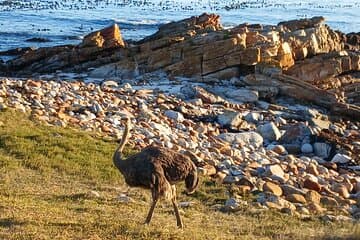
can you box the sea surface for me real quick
[0,0,359,52]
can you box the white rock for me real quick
[301,143,313,153]
[257,122,281,142]
[218,132,263,148]
[331,153,352,164]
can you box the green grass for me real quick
[0,109,359,239]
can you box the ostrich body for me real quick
[113,118,199,228]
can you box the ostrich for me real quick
[113,117,199,228]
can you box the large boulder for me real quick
[81,24,125,48]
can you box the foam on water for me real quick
[0,0,359,52]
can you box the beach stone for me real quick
[331,153,351,164]
[217,110,243,128]
[266,164,285,178]
[305,190,322,204]
[286,194,307,204]
[281,184,306,196]
[331,183,350,199]
[257,122,281,142]
[263,181,283,196]
[244,112,261,123]
[267,144,287,155]
[265,201,282,210]
[303,178,321,192]
[194,86,224,104]
[313,142,332,159]
[301,143,313,153]
[164,110,185,122]
[150,122,172,136]
[224,89,259,103]
[306,163,319,176]
[218,132,263,148]
[279,123,311,145]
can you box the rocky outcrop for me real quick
[0,14,359,119]
[2,24,127,76]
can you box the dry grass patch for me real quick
[0,110,359,239]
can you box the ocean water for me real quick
[0,0,359,52]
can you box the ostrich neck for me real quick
[113,120,131,169]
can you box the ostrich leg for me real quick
[171,185,183,228]
[145,193,158,225]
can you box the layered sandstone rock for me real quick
[0,14,359,119]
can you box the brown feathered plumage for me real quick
[113,118,199,228]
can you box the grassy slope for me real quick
[0,110,359,240]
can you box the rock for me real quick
[224,89,259,103]
[286,194,307,204]
[331,183,350,199]
[313,142,332,159]
[193,86,225,104]
[308,202,326,214]
[217,110,243,128]
[267,144,287,155]
[150,122,172,136]
[320,196,339,207]
[198,165,217,176]
[164,110,185,122]
[238,185,252,195]
[244,112,261,123]
[257,122,281,142]
[278,16,325,32]
[25,37,51,43]
[265,201,282,210]
[306,163,319,176]
[279,123,311,145]
[266,164,285,179]
[305,190,322,204]
[309,117,331,130]
[178,201,194,208]
[101,80,118,88]
[117,193,134,203]
[82,24,125,48]
[303,178,321,192]
[223,198,248,212]
[263,182,283,196]
[218,132,263,148]
[222,175,240,184]
[331,153,352,164]
[281,184,306,196]
[301,143,313,153]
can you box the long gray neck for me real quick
[113,118,131,169]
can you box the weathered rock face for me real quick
[81,24,125,48]
[138,13,222,43]
[0,14,346,80]
[0,13,359,120]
